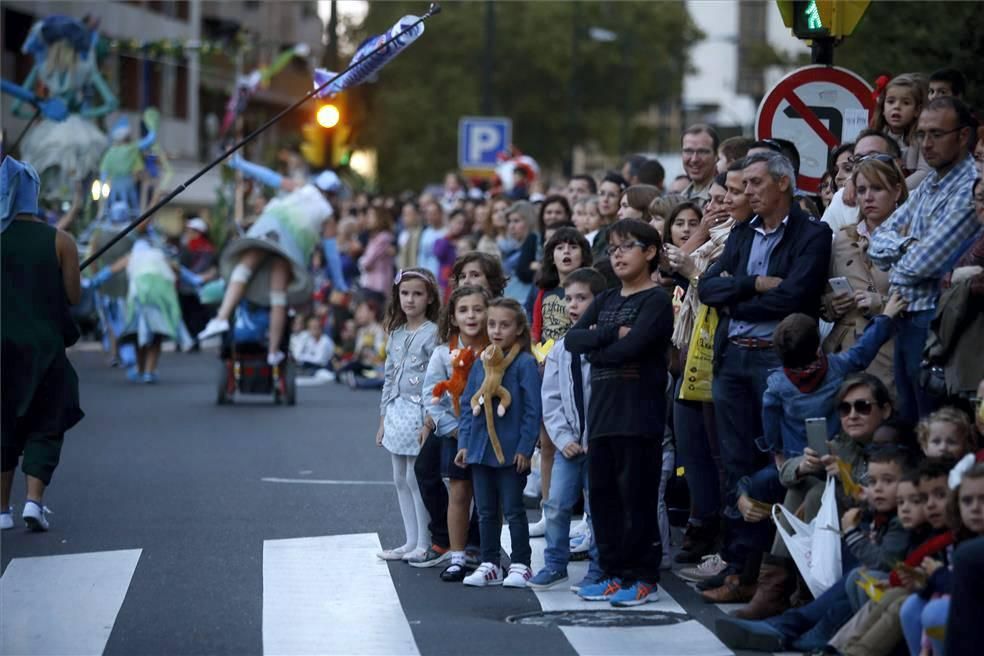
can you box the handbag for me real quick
[678,305,717,402]
[772,476,843,598]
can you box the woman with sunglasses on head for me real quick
[821,156,908,397]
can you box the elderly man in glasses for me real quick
[869,96,982,423]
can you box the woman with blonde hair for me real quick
[822,156,908,392]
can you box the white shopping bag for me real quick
[772,476,843,598]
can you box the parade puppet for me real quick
[196,159,338,366]
[7,15,117,206]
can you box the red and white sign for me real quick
[756,66,875,194]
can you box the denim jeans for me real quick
[712,344,779,565]
[543,452,587,572]
[767,570,854,647]
[893,310,934,423]
[471,464,531,566]
[674,377,721,524]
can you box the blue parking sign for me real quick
[458,117,512,170]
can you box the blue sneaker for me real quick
[126,367,141,382]
[715,617,786,652]
[570,572,603,593]
[577,577,621,601]
[142,372,160,384]
[609,581,659,607]
[528,568,568,590]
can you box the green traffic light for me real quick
[803,0,823,29]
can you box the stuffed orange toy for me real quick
[432,336,481,416]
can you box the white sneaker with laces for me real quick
[503,563,533,588]
[463,562,503,587]
[528,514,546,538]
[0,507,13,530]
[677,553,728,582]
[198,318,230,341]
[22,500,50,532]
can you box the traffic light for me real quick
[778,1,870,40]
[316,103,340,129]
[300,121,326,167]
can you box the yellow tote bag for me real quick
[679,304,717,402]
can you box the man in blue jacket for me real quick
[696,152,832,587]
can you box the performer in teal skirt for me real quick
[1,157,84,532]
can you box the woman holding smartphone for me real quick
[821,156,906,394]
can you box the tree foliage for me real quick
[350,1,700,191]
[834,1,984,109]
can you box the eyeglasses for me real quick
[606,241,646,257]
[848,153,895,167]
[682,148,714,158]
[838,399,875,417]
[914,126,964,142]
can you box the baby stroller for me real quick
[214,300,297,406]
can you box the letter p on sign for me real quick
[459,117,512,170]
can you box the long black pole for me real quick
[81,2,442,271]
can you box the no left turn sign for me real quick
[756,66,875,194]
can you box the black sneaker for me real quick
[464,548,481,568]
[407,545,452,569]
[440,562,470,582]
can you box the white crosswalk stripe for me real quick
[262,533,420,656]
[0,533,789,656]
[501,527,734,656]
[0,549,141,656]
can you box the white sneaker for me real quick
[377,545,411,561]
[528,514,546,538]
[463,562,503,587]
[677,553,728,582]
[569,516,590,539]
[569,524,592,558]
[198,318,230,341]
[22,501,50,532]
[267,351,286,366]
[0,508,13,530]
[401,547,428,562]
[503,563,533,588]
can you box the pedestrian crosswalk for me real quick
[1,533,774,656]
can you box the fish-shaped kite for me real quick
[313,15,425,98]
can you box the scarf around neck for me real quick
[783,354,829,393]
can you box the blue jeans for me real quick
[543,452,601,576]
[472,464,531,566]
[712,344,779,565]
[767,570,854,648]
[894,310,934,423]
[674,377,721,523]
[901,594,948,656]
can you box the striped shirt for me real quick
[869,154,981,312]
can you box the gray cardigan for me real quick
[379,321,438,415]
[541,336,591,452]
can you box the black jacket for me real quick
[697,203,831,365]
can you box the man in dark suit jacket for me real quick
[697,152,832,587]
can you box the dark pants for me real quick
[588,435,664,584]
[1,433,64,485]
[414,434,449,549]
[674,378,722,524]
[893,310,934,423]
[178,292,211,341]
[767,569,856,649]
[712,344,778,566]
[946,536,984,656]
[471,464,531,566]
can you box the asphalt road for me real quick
[1,347,770,656]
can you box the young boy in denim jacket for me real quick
[529,268,607,591]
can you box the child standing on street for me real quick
[456,298,542,588]
[376,268,441,562]
[527,227,592,538]
[529,267,608,590]
[419,285,491,580]
[566,219,674,607]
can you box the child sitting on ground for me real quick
[338,296,387,389]
[290,315,334,374]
